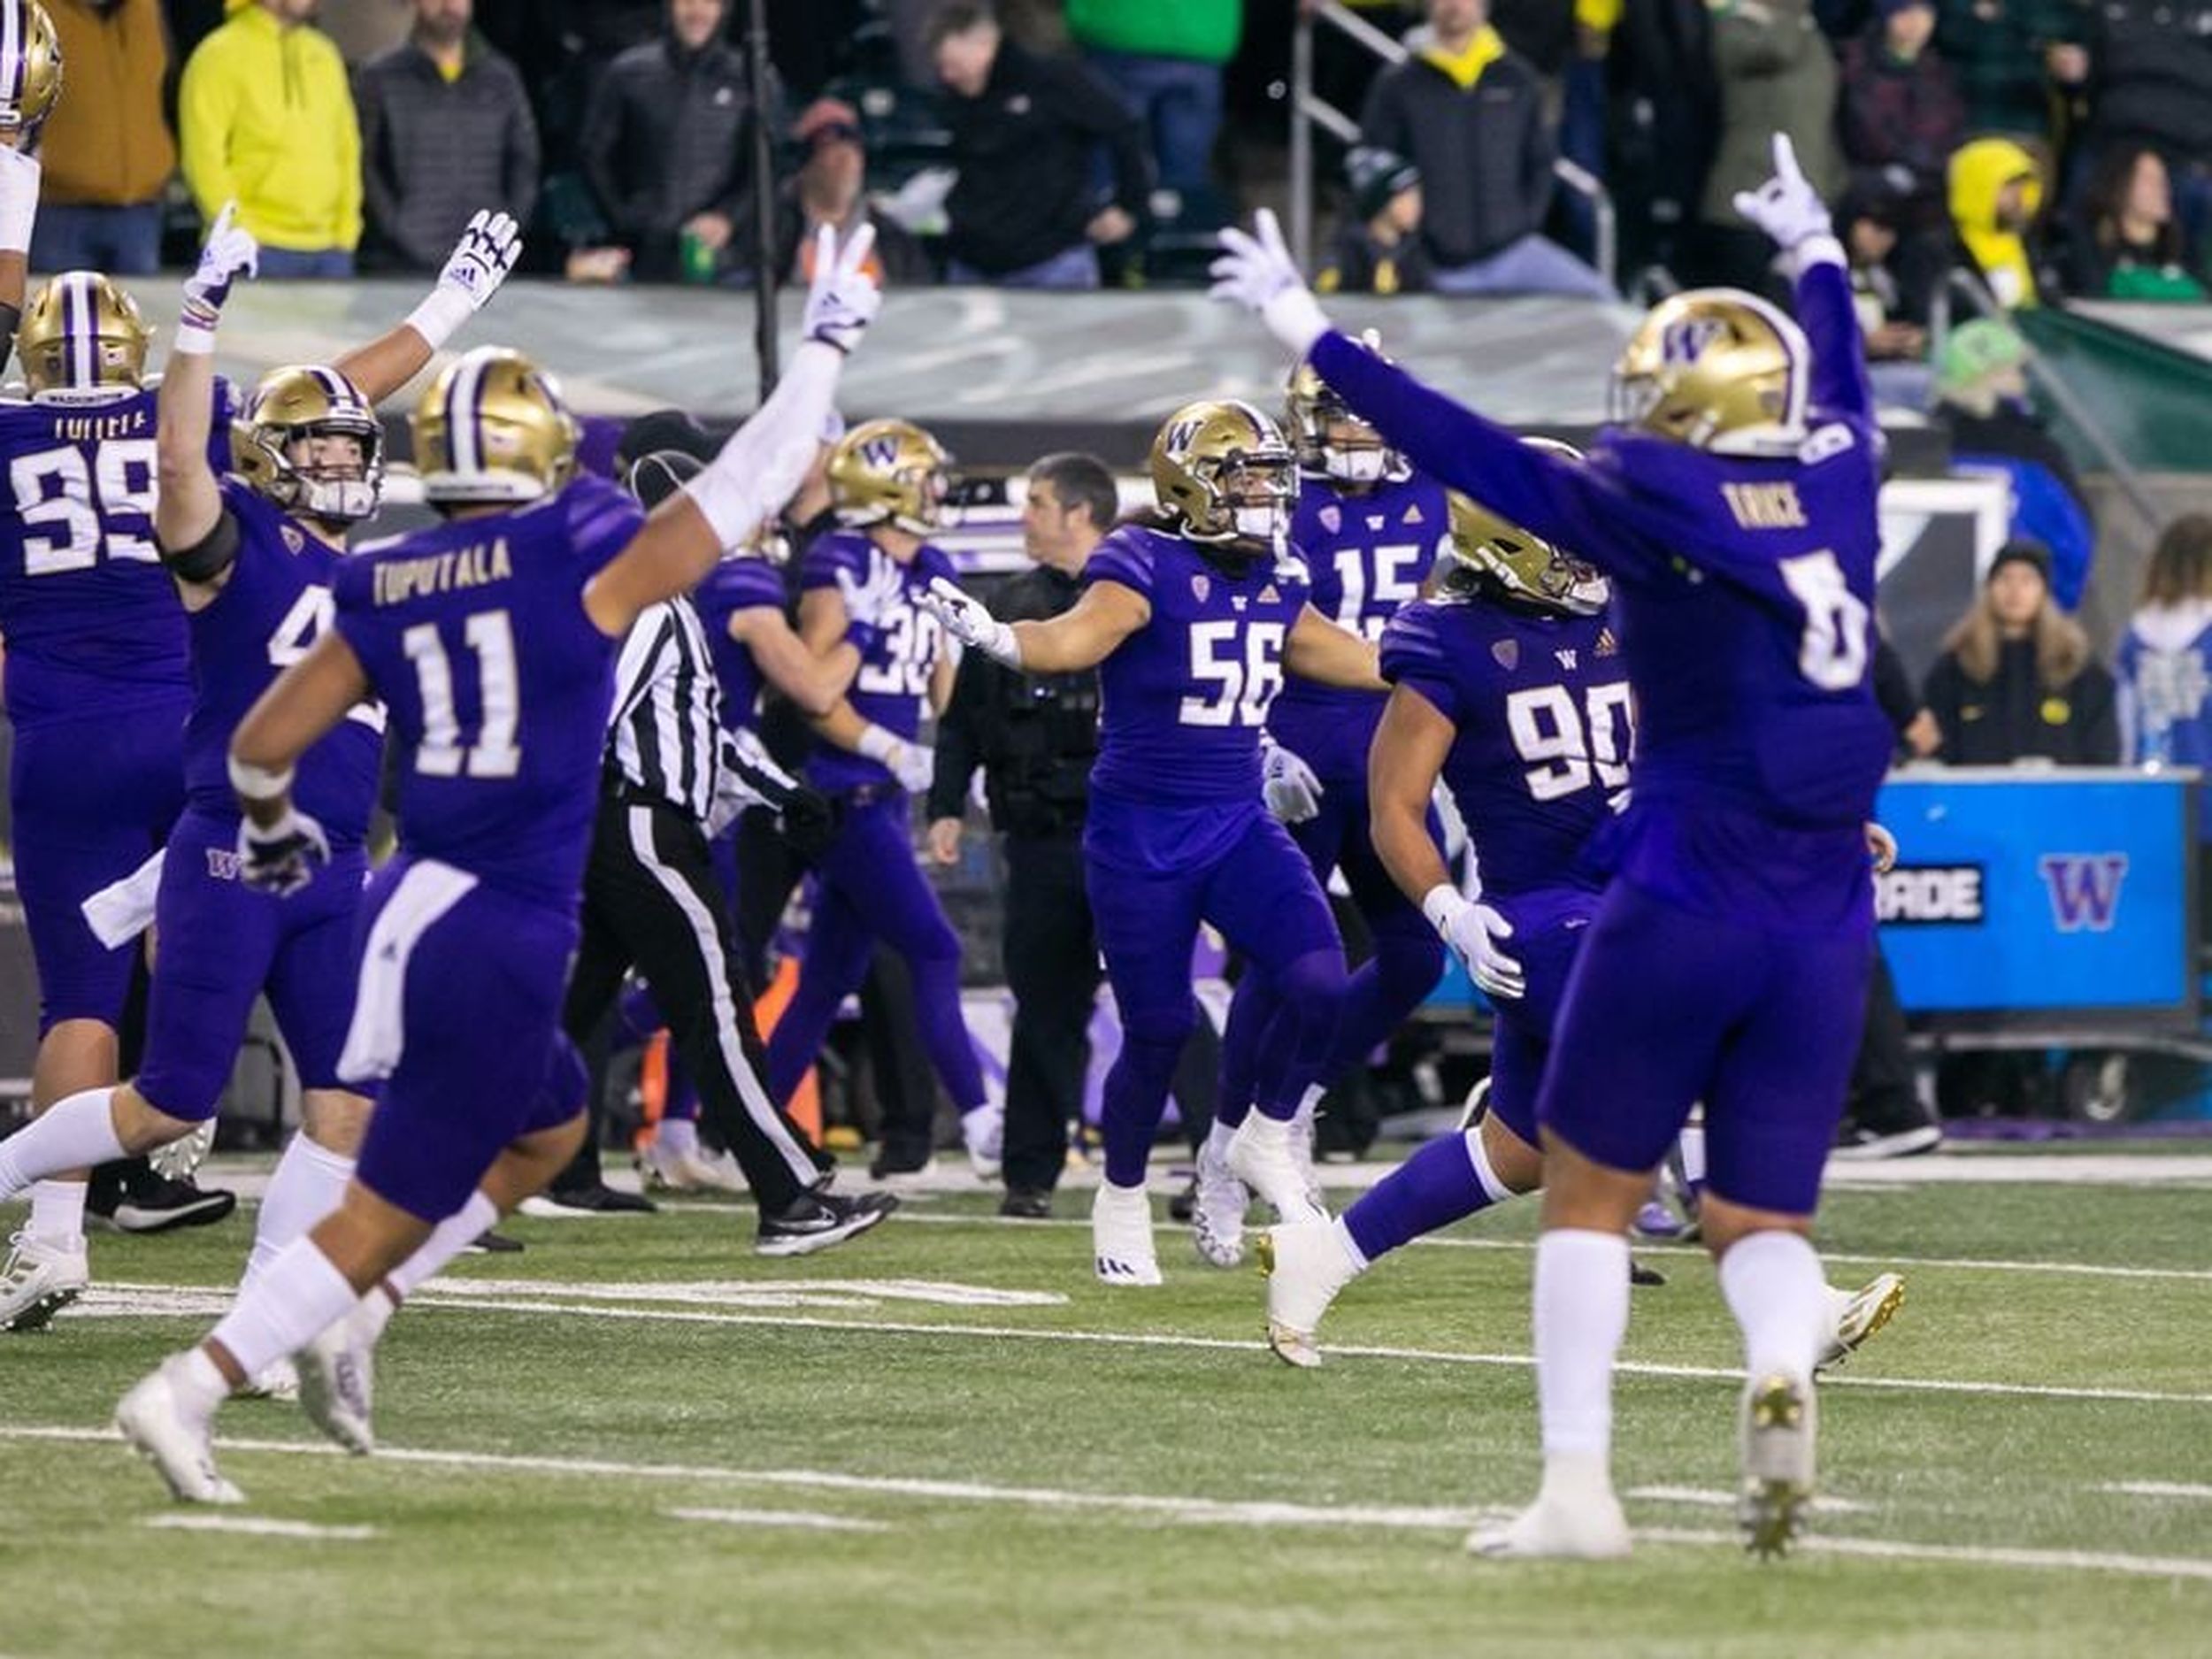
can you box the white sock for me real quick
[0,1087,125,1205]
[171,1345,234,1418]
[1329,1215,1371,1272]
[206,1239,362,1381]
[244,1133,357,1287]
[27,1179,89,1248]
[1718,1230,1828,1380]
[1203,1119,1237,1165]
[387,1189,499,1302]
[1533,1228,1631,1463]
[657,1118,700,1158]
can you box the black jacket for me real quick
[1358,47,1556,267]
[2086,0,2212,160]
[357,36,541,272]
[1924,638,2121,765]
[927,565,1100,837]
[942,38,1150,277]
[580,28,784,274]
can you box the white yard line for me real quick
[14,1425,2212,1582]
[667,1507,890,1533]
[142,1514,379,1541]
[1625,1486,1876,1516]
[2102,1482,2212,1501]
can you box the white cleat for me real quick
[1191,1140,1248,1268]
[1226,1114,1327,1224]
[0,1229,89,1333]
[298,1299,381,1455]
[1287,1097,1325,1215]
[963,1102,1005,1184]
[1468,1491,1632,1560]
[1816,1272,1903,1372]
[1092,1181,1163,1287]
[640,1141,749,1195]
[1256,1220,1359,1368]
[236,1357,300,1403]
[115,1357,243,1505]
[1739,1369,1817,1558]
[149,1118,217,1183]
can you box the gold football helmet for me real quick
[1610,288,1810,457]
[827,418,949,535]
[18,270,152,402]
[232,365,386,525]
[1286,329,1402,486]
[0,0,65,138]
[1445,439,1609,616]
[1149,397,1297,548]
[413,346,579,505]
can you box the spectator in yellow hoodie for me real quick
[32,0,175,275]
[1947,134,2045,308]
[179,0,362,275]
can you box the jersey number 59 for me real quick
[10,442,159,575]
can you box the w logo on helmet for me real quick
[858,435,902,471]
[1662,317,1729,366]
[1163,417,1205,456]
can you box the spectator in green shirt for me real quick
[1063,0,1240,204]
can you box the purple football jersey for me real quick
[333,473,644,906]
[0,384,228,723]
[1269,471,1447,782]
[1310,260,1892,927]
[182,479,382,842]
[1086,523,1311,807]
[1381,591,1631,901]
[691,552,790,734]
[800,528,954,790]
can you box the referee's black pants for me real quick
[1000,831,1223,1194]
[561,795,822,1212]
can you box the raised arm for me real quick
[331,211,523,403]
[155,206,260,578]
[920,576,1148,677]
[0,142,37,374]
[583,227,879,639]
[1732,133,1871,423]
[1284,603,1384,690]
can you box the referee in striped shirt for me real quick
[542,449,896,1256]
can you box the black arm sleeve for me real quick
[1871,635,1922,736]
[159,510,242,586]
[926,653,991,822]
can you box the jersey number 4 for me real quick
[9,442,159,575]
[1181,619,1286,727]
[403,611,522,778]
[1780,549,1870,692]
[1506,682,1634,801]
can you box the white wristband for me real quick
[405,284,475,351]
[1788,234,1847,277]
[1419,884,1467,939]
[227,754,296,803]
[172,320,219,357]
[856,725,900,764]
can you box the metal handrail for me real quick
[1290,0,1617,290]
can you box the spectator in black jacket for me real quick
[1357,0,1611,296]
[930,2,1149,289]
[1317,146,1432,294]
[579,0,784,283]
[1923,540,2121,765]
[2078,0,2212,248]
[356,0,540,273]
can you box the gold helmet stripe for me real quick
[444,349,488,474]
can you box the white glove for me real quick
[835,556,906,650]
[174,202,259,353]
[1209,208,1332,357]
[236,804,330,899]
[802,221,882,354]
[858,724,934,793]
[920,575,1019,668]
[1260,737,1323,824]
[1732,134,1841,270]
[408,208,525,346]
[0,143,40,256]
[1423,886,1525,1002]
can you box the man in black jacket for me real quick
[929,3,1150,288]
[357,0,541,273]
[2079,0,2212,247]
[1357,0,1611,296]
[580,0,784,283]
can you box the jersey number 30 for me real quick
[403,611,522,778]
[1780,550,1870,692]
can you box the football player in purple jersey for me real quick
[113,227,885,1504]
[1214,137,1898,1556]
[1196,342,1452,1267]
[762,419,1005,1180]
[0,187,522,1331]
[922,400,1381,1286]
[1258,465,1903,1384]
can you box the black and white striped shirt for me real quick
[606,598,723,823]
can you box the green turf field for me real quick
[4,1152,2212,1658]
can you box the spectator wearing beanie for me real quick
[1317,146,1432,293]
[1839,0,1965,230]
[775,98,935,286]
[1923,540,2118,766]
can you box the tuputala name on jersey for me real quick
[373,538,514,606]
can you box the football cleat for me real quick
[639,1140,748,1195]
[1287,1098,1325,1215]
[1226,1114,1327,1225]
[115,1357,243,1505]
[1190,1139,1248,1268]
[0,1228,88,1333]
[1092,1181,1162,1287]
[1468,1462,1632,1560]
[1257,1220,1359,1369]
[1738,1370,1817,1558]
[756,1190,898,1257]
[236,1358,300,1403]
[298,1301,380,1456]
[962,1102,1004,1183]
[149,1118,218,1184]
[89,1166,238,1234]
[1816,1272,1904,1372]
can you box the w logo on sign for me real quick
[1662,318,1727,366]
[2038,855,2127,933]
